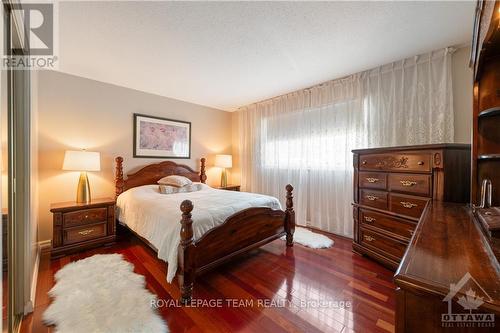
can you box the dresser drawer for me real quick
[360,227,407,260]
[360,208,416,239]
[360,189,388,210]
[389,193,429,218]
[388,173,431,196]
[359,172,387,190]
[63,222,107,245]
[359,153,431,172]
[63,208,108,228]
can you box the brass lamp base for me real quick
[76,171,91,204]
[220,168,227,188]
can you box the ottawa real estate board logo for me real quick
[442,272,495,328]
[3,2,58,69]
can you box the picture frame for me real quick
[133,113,191,159]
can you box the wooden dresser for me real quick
[394,2,500,331]
[50,198,116,258]
[395,202,500,332]
[352,144,470,269]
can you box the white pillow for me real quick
[157,175,193,187]
[159,183,202,194]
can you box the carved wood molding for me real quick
[114,157,206,197]
[375,156,409,169]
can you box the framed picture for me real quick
[133,113,191,159]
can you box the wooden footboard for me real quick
[178,184,295,304]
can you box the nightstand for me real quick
[50,198,116,258]
[216,185,241,191]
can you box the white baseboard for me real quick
[23,240,51,314]
[39,239,52,253]
[24,248,39,314]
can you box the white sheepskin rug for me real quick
[43,253,168,333]
[282,227,334,248]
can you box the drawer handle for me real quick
[366,195,378,201]
[364,216,376,223]
[78,229,94,236]
[364,235,375,242]
[362,161,367,165]
[400,180,417,187]
[400,201,418,209]
[417,161,424,166]
[408,229,414,236]
[366,177,379,183]
[84,215,89,219]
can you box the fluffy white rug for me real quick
[282,227,334,248]
[43,254,168,333]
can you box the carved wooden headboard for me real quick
[115,156,206,198]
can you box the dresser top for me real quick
[395,201,500,311]
[352,143,470,154]
[50,197,115,212]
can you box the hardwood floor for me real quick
[21,231,396,333]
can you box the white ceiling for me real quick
[57,1,475,111]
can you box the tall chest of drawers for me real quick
[352,144,470,269]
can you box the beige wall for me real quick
[37,71,233,242]
[452,46,473,144]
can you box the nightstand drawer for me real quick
[63,222,107,245]
[63,208,108,228]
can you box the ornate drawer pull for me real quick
[366,195,378,201]
[400,201,418,209]
[417,161,424,165]
[78,229,94,236]
[364,216,376,223]
[366,177,379,183]
[400,180,417,187]
[408,229,414,235]
[84,215,89,219]
[362,161,367,165]
[364,235,375,242]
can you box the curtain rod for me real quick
[238,46,457,111]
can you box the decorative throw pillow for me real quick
[159,183,202,194]
[157,175,193,187]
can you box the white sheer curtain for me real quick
[238,48,454,237]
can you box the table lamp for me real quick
[215,154,232,187]
[63,150,101,204]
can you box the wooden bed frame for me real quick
[115,156,295,304]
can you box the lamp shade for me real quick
[215,154,232,168]
[63,150,101,171]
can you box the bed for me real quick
[114,156,295,304]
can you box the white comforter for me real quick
[116,184,282,282]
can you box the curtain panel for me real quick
[237,48,455,237]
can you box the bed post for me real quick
[200,158,207,184]
[285,184,295,247]
[115,156,124,199]
[178,200,195,304]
